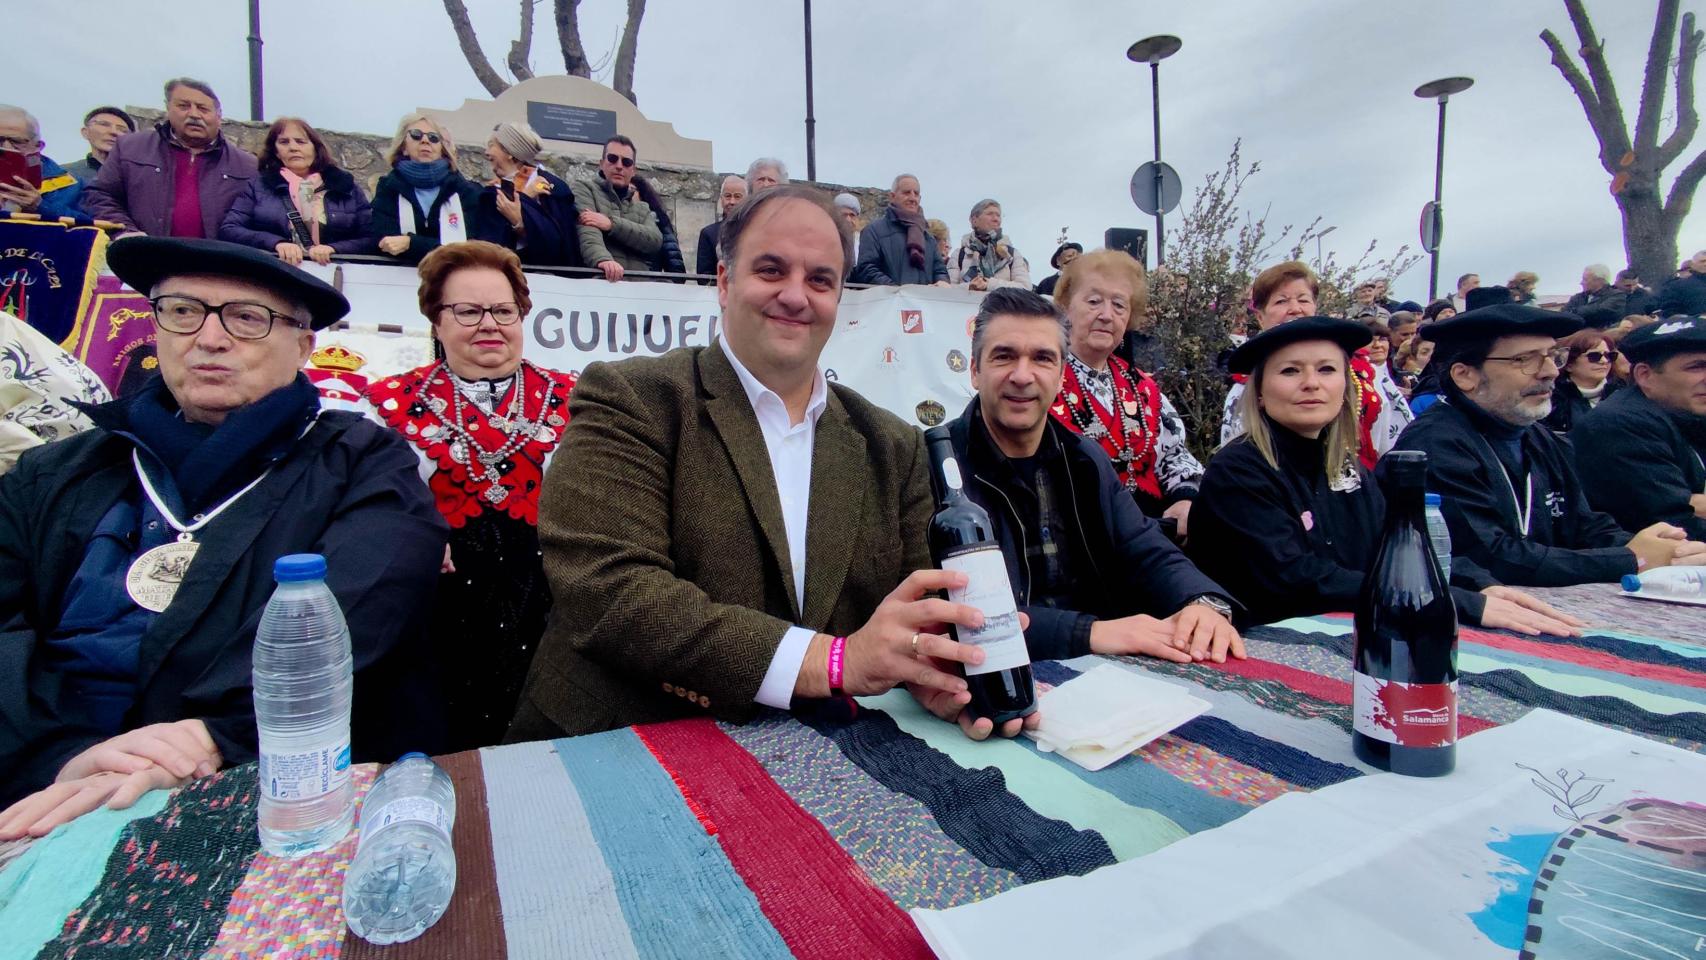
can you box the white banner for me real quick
[307,263,982,428]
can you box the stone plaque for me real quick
[526,101,618,145]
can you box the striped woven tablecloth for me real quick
[3,593,1702,959]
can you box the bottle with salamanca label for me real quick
[922,426,1036,723]
[1352,450,1459,777]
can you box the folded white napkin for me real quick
[1025,663,1210,771]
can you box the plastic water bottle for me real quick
[343,754,458,945]
[1424,493,1452,584]
[1622,568,1706,599]
[253,554,355,856]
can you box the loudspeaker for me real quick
[1104,227,1149,266]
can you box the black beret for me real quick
[1050,242,1084,269]
[1228,316,1373,376]
[1420,302,1581,345]
[1621,315,1706,365]
[107,236,351,331]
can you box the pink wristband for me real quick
[827,636,848,697]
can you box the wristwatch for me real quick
[1185,594,1233,620]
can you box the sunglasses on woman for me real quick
[604,152,635,168]
[407,129,442,144]
[1583,350,1619,363]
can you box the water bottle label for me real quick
[941,546,1030,677]
[357,795,452,853]
[1352,672,1457,748]
[259,737,352,802]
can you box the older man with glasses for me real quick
[0,104,86,219]
[0,236,446,840]
[571,133,663,282]
[1387,303,1706,588]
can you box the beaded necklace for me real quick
[1059,354,1157,485]
[421,360,563,505]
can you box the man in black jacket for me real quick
[0,237,446,837]
[1657,250,1706,316]
[1390,303,1704,587]
[945,288,1242,664]
[1574,315,1706,540]
[852,174,950,286]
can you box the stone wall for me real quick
[128,109,891,273]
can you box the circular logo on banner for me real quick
[945,349,967,372]
[965,315,976,338]
[915,399,946,426]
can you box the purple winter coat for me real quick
[219,166,376,255]
[81,122,258,238]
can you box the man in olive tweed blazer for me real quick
[510,185,1019,741]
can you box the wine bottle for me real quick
[922,426,1036,723]
[1352,450,1459,776]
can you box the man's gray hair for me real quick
[832,192,860,212]
[164,77,221,109]
[745,157,788,189]
[891,172,919,192]
[720,174,747,191]
[1585,263,1612,282]
[970,287,1070,369]
[0,105,40,139]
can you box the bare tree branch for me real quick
[442,0,511,97]
[1632,0,1680,157]
[554,0,591,77]
[1541,27,1617,172]
[507,0,537,81]
[1657,12,1702,168]
[611,0,647,105]
[1563,0,1631,155]
[1664,148,1706,228]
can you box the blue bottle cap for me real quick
[1621,574,1642,593]
[398,752,429,762]
[273,553,327,583]
[1423,493,1441,506]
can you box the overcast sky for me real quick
[17,0,1704,302]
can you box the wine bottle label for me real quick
[356,795,452,853]
[1352,672,1457,748]
[259,735,352,802]
[941,545,1030,677]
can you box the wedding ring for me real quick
[910,632,921,655]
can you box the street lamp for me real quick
[1127,35,1181,265]
[1414,76,1473,302]
[1315,225,1337,266]
[803,0,817,181]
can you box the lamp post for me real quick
[247,0,264,122]
[1414,76,1473,302]
[1315,225,1337,267]
[1127,35,1181,265]
[803,0,817,181]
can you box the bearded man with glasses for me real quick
[0,237,447,839]
[1386,303,1706,587]
[571,134,665,282]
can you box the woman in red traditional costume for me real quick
[1049,249,1203,539]
[362,241,575,750]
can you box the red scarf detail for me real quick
[1051,355,1164,499]
[366,363,577,527]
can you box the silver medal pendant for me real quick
[450,441,469,464]
[125,535,200,613]
[482,484,509,504]
[490,416,511,431]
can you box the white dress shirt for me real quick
[717,336,830,708]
